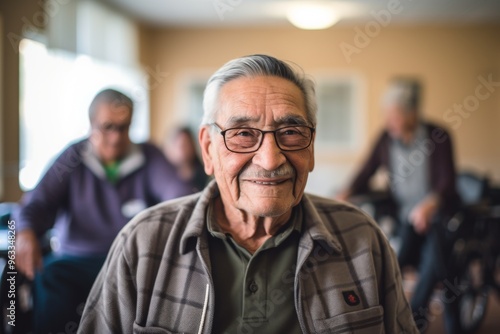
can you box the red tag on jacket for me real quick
[342,290,360,306]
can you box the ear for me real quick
[199,126,214,175]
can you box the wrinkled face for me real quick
[90,102,132,164]
[199,75,315,218]
[384,104,417,140]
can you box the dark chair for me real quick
[447,171,500,333]
[348,190,397,239]
[456,171,490,206]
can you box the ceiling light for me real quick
[286,3,340,30]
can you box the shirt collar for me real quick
[81,140,145,180]
[393,122,426,148]
[179,180,342,256]
[206,197,302,248]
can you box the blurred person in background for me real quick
[163,126,209,193]
[14,88,194,333]
[337,79,461,333]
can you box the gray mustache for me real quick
[241,164,295,179]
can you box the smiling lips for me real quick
[252,180,282,185]
[248,177,291,185]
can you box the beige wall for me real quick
[0,8,499,199]
[144,24,500,195]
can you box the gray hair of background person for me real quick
[88,88,134,122]
[201,54,318,127]
[382,78,422,114]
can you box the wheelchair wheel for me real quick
[457,257,489,334]
[459,289,488,333]
[458,285,489,333]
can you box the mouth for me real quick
[247,178,291,186]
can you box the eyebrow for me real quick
[225,116,258,128]
[275,115,309,126]
[224,114,309,128]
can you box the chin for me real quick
[249,201,294,218]
[105,148,125,160]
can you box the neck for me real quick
[214,198,292,254]
[401,132,414,144]
[102,159,117,166]
[400,122,419,144]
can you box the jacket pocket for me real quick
[133,322,182,334]
[313,305,385,334]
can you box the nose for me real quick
[252,132,286,171]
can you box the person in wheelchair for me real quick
[13,89,194,333]
[337,78,461,333]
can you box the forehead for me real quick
[217,75,308,126]
[93,102,132,122]
[385,103,412,119]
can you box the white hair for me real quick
[201,54,317,127]
[382,79,421,114]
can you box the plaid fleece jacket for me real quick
[79,181,418,334]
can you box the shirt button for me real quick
[248,280,258,293]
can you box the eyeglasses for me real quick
[211,123,315,154]
[95,122,130,134]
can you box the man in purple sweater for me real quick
[15,89,194,333]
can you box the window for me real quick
[186,81,207,131]
[305,73,366,197]
[0,15,3,198]
[314,74,365,152]
[19,39,149,191]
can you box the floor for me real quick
[425,294,500,334]
[402,270,500,334]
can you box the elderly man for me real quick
[16,89,193,333]
[337,79,461,333]
[79,55,418,333]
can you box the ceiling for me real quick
[101,0,500,28]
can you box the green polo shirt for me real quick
[103,161,120,184]
[207,199,303,334]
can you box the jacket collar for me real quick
[179,180,219,255]
[179,180,343,255]
[299,194,343,255]
[81,140,145,180]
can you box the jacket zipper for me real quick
[196,244,215,334]
[197,283,210,334]
[295,245,312,334]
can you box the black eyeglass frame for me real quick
[210,123,315,154]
